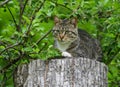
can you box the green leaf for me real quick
[117,41,120,48]
[22,46,33,53]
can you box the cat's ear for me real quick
[54,16,60,24]
[71,18,77,27]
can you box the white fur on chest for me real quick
[56,41,71,52]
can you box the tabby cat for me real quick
[52,16,102,61]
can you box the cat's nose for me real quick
[59,34,64,40]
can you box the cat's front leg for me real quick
[62,51,72,57]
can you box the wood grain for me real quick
[14,57,108,87]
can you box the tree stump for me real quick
[14,57,108,87]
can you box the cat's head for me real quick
[53,16,78,43]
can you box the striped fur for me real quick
[52,17,102,61]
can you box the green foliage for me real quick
[0,0,120,86]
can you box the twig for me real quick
[18,0,29,32]
[7,6,19,31]
[106,48,120,65]
[106,33,120,64]
[107,32,119,55]
[18,0,23,32]
[50,1,81,18]
[26,0,46,36]
[0,53,24,73]
[25,16,34,36]
[39,42,47,53]
[51,1,73,12]
[32,29,52,48]
[0,0,11,7]
[0,41,6,46]
[21,0,28,16]
[0,43,20,55]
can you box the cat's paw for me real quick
[62,52,72,57]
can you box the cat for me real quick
[52,16,102,61]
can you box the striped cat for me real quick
[52,16,102,61]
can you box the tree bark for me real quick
[14,57,108,87]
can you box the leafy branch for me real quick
[32,29,52,48]
[0,42,20,55]
[6,6,19,31]
[0,0,11,7]
[51,1,73,12]
[0,0,51,74]
[106,32,120,65]
[25,0,46,36]
[0,53,24,73]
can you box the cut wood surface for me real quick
[14,57,108,87]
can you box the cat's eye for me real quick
[53,30,58,32]
[65,30,76,36]
[52,30,59,35]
